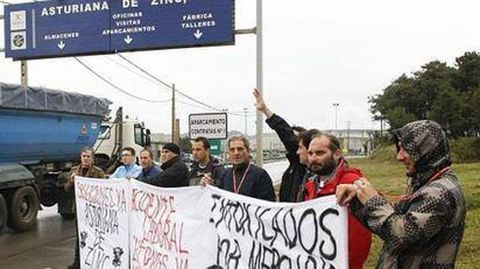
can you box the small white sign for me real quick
[189,112,228,140]
[11,32,27,50]
[10,10,26,31]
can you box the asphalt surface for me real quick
[0,206,76,269]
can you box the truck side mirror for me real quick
[145,129,151,146]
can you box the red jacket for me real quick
[303,161,372,269]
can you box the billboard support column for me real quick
[256,0,264,167]
[21,60,28,86]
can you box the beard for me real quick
[310,157,337,176]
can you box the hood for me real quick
[393,120,451,191]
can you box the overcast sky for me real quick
[1,0,480,135]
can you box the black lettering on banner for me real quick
[298,208,318,254]
[254,207,273,241]
[270,207,297,249]
[210,195,341,268]
[305,255,317,269]
[319,208,338,261]
[209,194,221,223]
[283,208,298,248]
[84,203,120,235]
[85,229,110,269]
[216,236,241,268]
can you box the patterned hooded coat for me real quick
[351,120,466,269]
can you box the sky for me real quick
[1,0,480,136]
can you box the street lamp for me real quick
[333,103,339,130]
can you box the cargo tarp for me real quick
[0,83,111,117]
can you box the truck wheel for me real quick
[8,186,39,232]
[0,194,7,232]
[39,181,58,207]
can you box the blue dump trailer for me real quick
[0,83,111,232]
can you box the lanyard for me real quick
[233,163,252,194]
[401,166,451,202]
[427,166,451,183]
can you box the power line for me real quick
[74,57,170,103]
[103,55,161,86]
[177,99,212,111]
[116,54,172,91]
[116,53,246,116]
[177,99,256,118]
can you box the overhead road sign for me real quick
[189,112,228,140]
[4,0,235,60]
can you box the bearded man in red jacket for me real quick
[299,132,372,269]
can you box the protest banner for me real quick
[75,177,130,269]
[129,180,216,269]
[75,178,348,269]
[208,187,349,269]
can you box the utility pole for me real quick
[333,103,339,131]
[255,0,264,166]
[243,107,248,135]
[171,84,176,143]
[174,118,180,144]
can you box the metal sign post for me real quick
[256,0,263,166]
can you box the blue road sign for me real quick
[4,0,235,60]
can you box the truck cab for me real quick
[93,107,151,174]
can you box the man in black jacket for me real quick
[153,143,189,187]
[253,88,312,202]
[203,135,276,201]
[189,136,225,186]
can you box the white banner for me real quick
[75,177,130,269]
[208,187,349,269]
[75,178,348,269]
[129,180,215,269]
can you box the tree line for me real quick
[370,51,480,137]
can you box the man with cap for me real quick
[153,143,189,187]
[336,120,466,269]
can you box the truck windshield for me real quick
[98,125,111,140]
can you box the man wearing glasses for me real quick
[109,147,142,179]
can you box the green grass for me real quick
[348,158,480,269]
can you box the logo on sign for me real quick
[11,32,27,50]
[10,10,26,31]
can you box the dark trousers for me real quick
[71,220,80,268]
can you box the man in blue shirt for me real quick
[136,147,162,185]
[110,147,142,179]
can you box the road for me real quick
[0,205,76,269]
[0,160,289,269]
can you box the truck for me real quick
[93,107,151,174]
[0,82,112,232]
